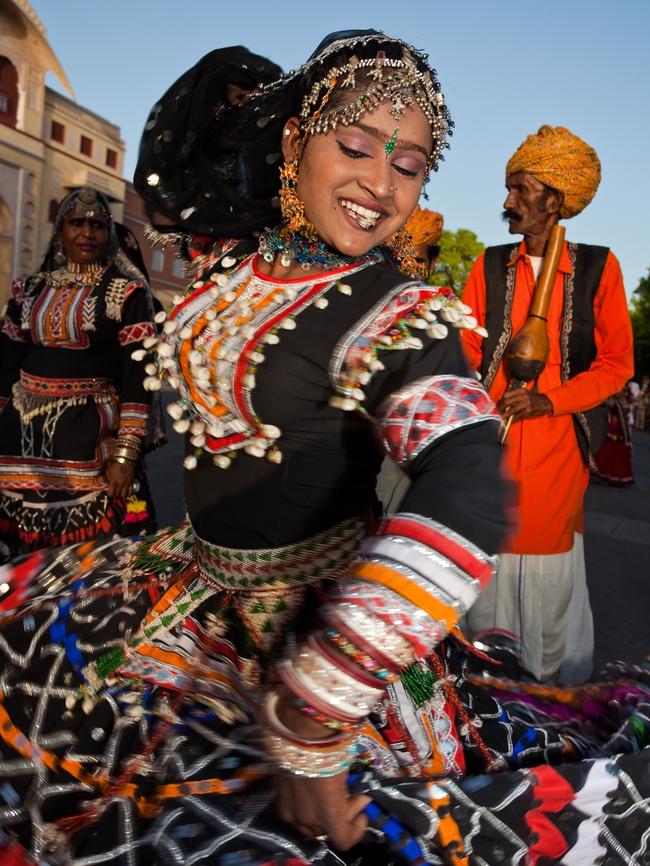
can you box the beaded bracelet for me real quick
[278,659,361,723]
[322,603,414,671]
[308,633,386,689]
[321,628,394,683]
[290,697,360,734]
[265,691,349,746]
[290,647,384,718]
[264,692,356,778]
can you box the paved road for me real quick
[583,429,649,671]
[147,390,649,675]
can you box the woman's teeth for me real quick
[340,199,382,229]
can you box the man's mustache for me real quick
[502,209,522,222]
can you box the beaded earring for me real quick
[52,239,66,268]
[278,159,317,239]
[386,225,427,280]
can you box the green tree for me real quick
[431,229,485,295]
[630,269,650,375]
[431,228,485,296]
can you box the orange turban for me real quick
[405,206,444,246]
[506,125,601,219]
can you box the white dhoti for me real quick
[466,534,593,683]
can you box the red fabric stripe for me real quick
[379,516,492,588]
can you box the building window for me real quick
[48,199,59,222]
[51,120,65,143]
[0,57,19,128]
[80,135,93,157]
[106,148,118,169]
[151,250,164,272]
[172,258,185,278]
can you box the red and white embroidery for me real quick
[378,374,499,465]
[118,402,149,437]
[151,252,377,468]
[1,317,26,342]
[30,283,95,350]
[118,322,155,346]
[105,279,144,321]
[329,283,487,412]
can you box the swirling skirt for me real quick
[0,530,647,866]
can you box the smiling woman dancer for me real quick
[0,31,648,866]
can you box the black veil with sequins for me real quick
[133,31,452,240]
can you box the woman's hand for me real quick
[498,389,553,423]
[275,772,371,850]
[105,460,136,499]
[272,691,370,848]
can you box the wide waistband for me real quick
[19,371,115,398]
[194,515,367,592]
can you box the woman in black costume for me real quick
[0,32,647,866]
[0,189,158,556]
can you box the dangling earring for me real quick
[279,159,317,239]
[52,239,66,268]
[386,225,427,279]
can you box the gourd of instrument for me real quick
[500,224,565,443]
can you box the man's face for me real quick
[502,171,557,237]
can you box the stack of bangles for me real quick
[265,601,420,777]
[110,434,141,466]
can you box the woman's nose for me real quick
[361,159,393,200]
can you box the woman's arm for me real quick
[0,279,31,410]
[106,284,156,498]
[273,323,509,847]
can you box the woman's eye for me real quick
[393,165,419,178]
[337,141,369,159]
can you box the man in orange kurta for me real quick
[461,126,634,682]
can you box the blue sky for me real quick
[32,0,650,297]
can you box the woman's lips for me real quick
[339,198,385,231]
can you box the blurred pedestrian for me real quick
[594,392,635,484]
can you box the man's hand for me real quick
[275,771,371,849]
[105,460,135,499]
[498,389,554,423]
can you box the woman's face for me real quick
[283,101,432,257]
[59,203,110,265]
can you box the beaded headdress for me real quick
[134,31,452,237]
[59,187,111,222]
[255,30,452,175]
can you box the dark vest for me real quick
[479,242,609,465]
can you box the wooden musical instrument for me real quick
[499,224,565,443]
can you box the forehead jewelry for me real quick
[299,52,448,173]
[385,128,399,156]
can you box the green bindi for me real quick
[385,128,399,155]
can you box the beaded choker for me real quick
[258,226,378,271]
[48,261,106,289]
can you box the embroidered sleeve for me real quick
[377,374,499,466]
[329,281,486,413]
[274,512,498,747]
[105,278,145,322]
[274,288,508,744]
[118,321,155,347]
[116,285,154,438]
